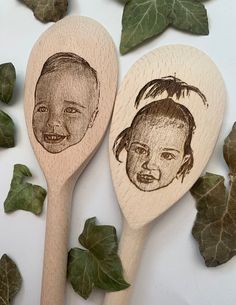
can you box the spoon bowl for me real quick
[24,16,118,305]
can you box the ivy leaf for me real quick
[223,122,236,175]
[19,0,68,23]
[120,0,209,54]
[0,110,15,148]
[0,254,22,305]
[0,63,16,104]
[68,217,130,299]
[4,164,47,215]
[191,123,236,267]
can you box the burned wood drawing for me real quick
[113,76,207,192]
[32,52,100,153]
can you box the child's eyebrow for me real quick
[131,141,149,150]
[64,100,86,108]
[163,148,180,153]
[35,100,48,106]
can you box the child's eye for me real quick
[135,147,147,155]
[161,152,175,160]
[37,106,48,113]
[64,107,79,114]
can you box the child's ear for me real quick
[182,154,191,165]
[88,107,99,128]
[125,141,129,151]
[176,154,191,180]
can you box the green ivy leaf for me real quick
[0,254,22,305]
[68,217,130,299]
[4,164,47,215]
[191,123,236,267]
[223,122,236,175]
[19,0,68,23]
[0,63,16,104]
[120,0,209,54]
[0,110,15,148]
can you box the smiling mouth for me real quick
[43,133,66,144]
[137,173,157,184]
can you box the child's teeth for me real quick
[45,134,64,141]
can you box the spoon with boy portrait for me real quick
[24,16,118,305]
[104,45,226,305]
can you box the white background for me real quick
[0,1,236,305]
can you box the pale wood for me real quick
[104,220,149,305]
[106,45,226,305]
[24,16,118,305]
[41,180,74,305]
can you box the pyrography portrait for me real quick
[32,52,100,154]
[113,76,207,192]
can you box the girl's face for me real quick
[126,118,190,192]
[33,68,98,153]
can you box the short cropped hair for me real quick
[39,52,98,87]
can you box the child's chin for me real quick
[137,183,159,192]
[42,141,69,154]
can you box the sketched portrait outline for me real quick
[32,52,100,154]
[113,76,207,192]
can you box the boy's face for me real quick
[126,118,190,192]
[33,68,98,153]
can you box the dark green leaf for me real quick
[68,217,130,299]
[79,217,118,258]
[120,0,209,54]
[191,173,236,266]
[0,110,15,148]
[191,123,236,266]
[4,164,47,215]
[19,0,68,23]
[223,122,236,175]
[67,249,95,299]
[0,63,16,104]
[0,254,22,305]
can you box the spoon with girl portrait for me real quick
[24,16,118,305]
[104,45,226,305]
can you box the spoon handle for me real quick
[103,220,149,305]
[40,182,74,305]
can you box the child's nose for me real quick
[142,160,161,179]
[46,114,62,128]
[142,154,160,170]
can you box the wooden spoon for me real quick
[24,16,118,305]
[104,45,226,305]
